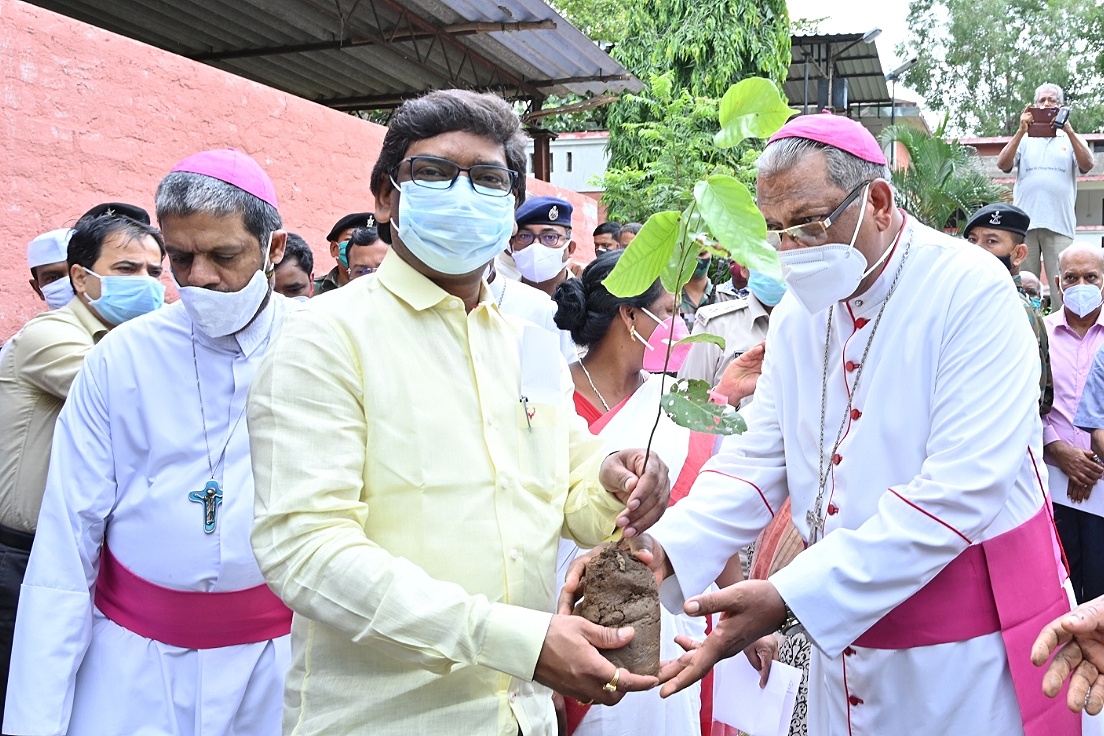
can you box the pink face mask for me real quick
[637,308,692,373]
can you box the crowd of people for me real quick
[0,84,1103,736]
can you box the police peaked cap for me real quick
[515,196,573,228]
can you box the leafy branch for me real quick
[601,77,793,467]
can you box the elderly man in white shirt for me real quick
[5,149,294,736]
[996,83,1095,307]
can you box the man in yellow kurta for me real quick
[247,89,671,736]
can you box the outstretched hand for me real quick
[1032,596,1104,714]
[657,580,787,698]
[715,341,765,407]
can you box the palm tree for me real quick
[880,121,1008,233]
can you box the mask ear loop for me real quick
[625,309,656,350]
[630,309,659,350]
[263,234,275,279]
[78,266,99,305]
[853,184,893,278]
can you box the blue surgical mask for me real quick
[337,240,351,269]
[83,267,165,325]
[393,181,514,275]
[748,270,787,307]
[1029,296,1043,311]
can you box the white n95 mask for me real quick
[777,185,891,314]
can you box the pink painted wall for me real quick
[0,0,598,340]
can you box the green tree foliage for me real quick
[550,0,631,44]
[898,0,1104,136]
[607,0,791,169]
[880,123,1008,232]
[601,77,789,436]
[597,73,761,222]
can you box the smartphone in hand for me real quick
[1054,107,1071,129]
[1028,107,1058,137]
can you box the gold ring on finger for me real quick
[603,667,621,693]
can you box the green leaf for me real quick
[714,78,795,148]
[660,215,697,294]
[674,333,726,351]
[693,176,781,279]
[660,240,698,295]
[602,211,681,297]
[660,379,747,435]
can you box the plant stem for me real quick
[641,204,699,478]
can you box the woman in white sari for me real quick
[552,251,715,736]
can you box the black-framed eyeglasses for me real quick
[349,265,377,279]
[765,180,872,249]
[391,155,517,198]
[510,232,568,248]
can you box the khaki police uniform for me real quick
[677,292,771,389]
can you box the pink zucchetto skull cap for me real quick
[767,111,887,165]
[170,149,279,209]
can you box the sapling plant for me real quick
[600,77,795,462]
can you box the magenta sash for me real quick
[854,507,1078,736]
[94,545,292,649]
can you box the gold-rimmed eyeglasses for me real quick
[765,180,872,249]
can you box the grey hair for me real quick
[1034,83,1065,105]
[1057,242,1104,274]
[155,172,282,247]
[757,137,892,192]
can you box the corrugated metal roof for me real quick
[785,33,891,112]
[25,0,642,109]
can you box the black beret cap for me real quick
[964,203,1030,238]
[326,212,376,242]
[81,202,151,225]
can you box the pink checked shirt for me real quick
[1042,308,1104,449]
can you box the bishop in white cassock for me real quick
[608,115,1078,736]
[4,149,295,736]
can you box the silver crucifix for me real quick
[806,509,821,545]
[188,480,223,533]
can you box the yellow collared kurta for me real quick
[248,250,623,736]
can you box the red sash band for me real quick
[854,536,1000,648]
[853,506,1077,736]
[94,545,292,649]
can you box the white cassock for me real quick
[4,297,293,736]
[650,218,1067,736]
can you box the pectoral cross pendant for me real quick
[806,509,821,545]
[189,480,223,533]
